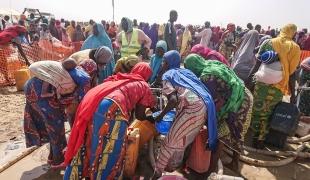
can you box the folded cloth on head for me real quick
[29,60,77,95]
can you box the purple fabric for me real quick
[149,24,158,50]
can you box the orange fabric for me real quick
[0,41,82,86]
[301,50,310,62]
[271,24,301,95]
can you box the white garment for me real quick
[196,28,212,48]
[255,61,283,85]
[4,20,13,29]
[29,61,77,95]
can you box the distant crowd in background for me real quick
[1,9,310,180]
[1,9,310,58]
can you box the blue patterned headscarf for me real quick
[162,50,218,151]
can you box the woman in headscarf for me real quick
[246,24,301,148]
[72,24,85,42]
[219,23,237,61]
[149,40,168,83]
[232,30,259,81]
[64,59,99,125]
[149,23,159,51]
[180,26,192,59]
[69,46,113,85]
[191,44,229,66]
[184,54,253,171]
[63,62,155,179]
[24,59,96,166]
[0,25,30,64]
[81,23,115,82]
[113,55,140,74]
[152,50,217,178]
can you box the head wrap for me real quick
[279,24,298,39]
[114,55,140,73]
[271,24,301,95]
[184,54,206,76]
[131,62,152,81]
[191,44,211,59]
[163,50,181,69]
[80,59,97,75]
[121,17,133,33]
[94,46,112,63]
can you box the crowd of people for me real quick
[1,9,310,179]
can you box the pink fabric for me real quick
[191,44,230,66]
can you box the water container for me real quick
[129,120,157,148]
[154,110,176,135]
[14,67,31,91]
[186,126,211,173]
[124,128,140,177]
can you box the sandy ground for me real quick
[0,86,25,143]
[0,86,309,180]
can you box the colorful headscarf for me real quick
[257,50,278,64]
[131,62,152,81]
[185,55,246,142]
[185,54,245,119]
[64,62,152,165]
[149,40,168,83]
[114,55,140,74]
[79,59,97,75]
[191,44,229,66]
[271,24,301,95]
[191,44,211,58]
[0,25,27,45]
[184,54,206,76]
[163,50,181,69]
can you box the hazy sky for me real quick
[1,0,309,29]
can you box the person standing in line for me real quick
[195,21,213,48]
[116,17,151,58]
[164,10,178,51]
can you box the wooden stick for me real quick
[224,144,306,167]
[0,146,37,173]
[242,144,310,158]
[287,134,310,143]
[0,129,71,173]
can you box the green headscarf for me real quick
[184,54,206,76]
[185,54,245,119]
